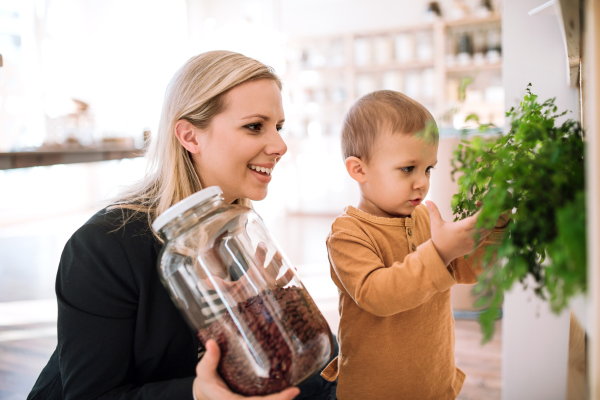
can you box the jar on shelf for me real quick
[153,187,335,396]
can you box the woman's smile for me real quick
[248,163,275,183]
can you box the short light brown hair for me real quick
[341,90,438,162]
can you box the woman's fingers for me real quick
[248,387,300,400]
[264,252,281,279]
[275,269,295,287]
[196,339,221,377]
[254,243,268,267]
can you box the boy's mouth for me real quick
[410,198,422,206]
[248,164,273,176]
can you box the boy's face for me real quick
[354,133,438,218]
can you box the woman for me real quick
[28,51,337,400]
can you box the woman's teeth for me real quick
[248,165,273,176]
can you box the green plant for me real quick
[450,84,586,342]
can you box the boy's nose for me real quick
[413,175,429,190]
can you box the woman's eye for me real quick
[245,123,262,132]
[401,166,414,173]
[276,125,284,132]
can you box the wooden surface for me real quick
[557,0,581,87]
[583,0,600,397]
[567,311,587,400]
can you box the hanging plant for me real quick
[450,84,586,342]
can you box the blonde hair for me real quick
[341,90,438,163]
[110,51,282,237]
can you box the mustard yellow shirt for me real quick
[321,204,505,400]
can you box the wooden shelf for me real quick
[444,14,502,28]
[355,61,435,73]
[0,146,143,170]
[284,66,346,76]
[446,62,502,73]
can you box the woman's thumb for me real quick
[197,339,221,375]
[424,200,443,223]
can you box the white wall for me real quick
[502,0,579,399]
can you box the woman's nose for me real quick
[266,128,288,159]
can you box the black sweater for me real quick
[28,209,198,399]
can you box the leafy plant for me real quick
[450,84,586,342]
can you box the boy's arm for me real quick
[449,227,507,284]
[327,231,456,317]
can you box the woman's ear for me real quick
[175,119,202,154]
[345,156,367,184]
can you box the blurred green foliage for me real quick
[450,84,586,342]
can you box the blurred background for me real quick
[1,0,593,399]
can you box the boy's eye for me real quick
[401,166,414,173]
[426,166,435,173]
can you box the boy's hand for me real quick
[475,200,511,228]
[425,201,491,266]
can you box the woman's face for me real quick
[191,79,287,203]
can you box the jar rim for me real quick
[152,186,223,233]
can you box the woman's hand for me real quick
[193,340,300,400]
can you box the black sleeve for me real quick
[56,222,195,400]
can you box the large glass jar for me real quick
[152,187,334,396]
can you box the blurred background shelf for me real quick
[283,13,504,140]
[446,62,502,73]
[0,146,143,170]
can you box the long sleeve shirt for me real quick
[321,205,505,400]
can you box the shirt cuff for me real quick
[417,239,456,292]
[321,356,339,382]
[487,227,507,244]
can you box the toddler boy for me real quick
[320,91,508,399]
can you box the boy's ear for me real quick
[345,156,367,184]
[175,119,203,154]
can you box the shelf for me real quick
[446,62,502,73]
[355,61,435,73]
[0,146,143,170]
[353,22,434,37]
[284,66,346,76]
[444,14,502,28]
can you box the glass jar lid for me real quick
[152,186,223,233]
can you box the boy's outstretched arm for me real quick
[327,225,457,317]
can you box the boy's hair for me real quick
[341,90,438,162]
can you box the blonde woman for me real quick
[28,51,337,400]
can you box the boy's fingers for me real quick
[424,201,443,225]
